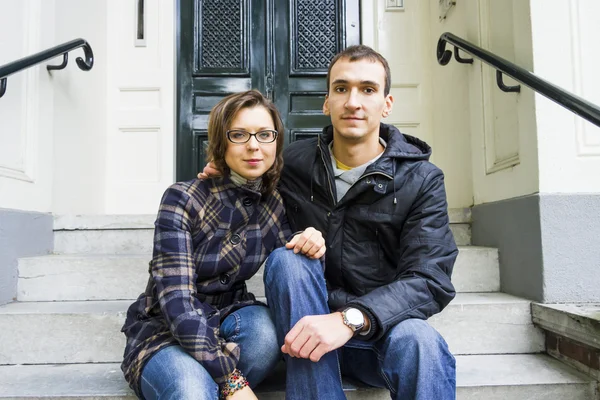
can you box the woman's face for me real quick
[224,106,278,181]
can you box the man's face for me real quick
[323,58,393,142]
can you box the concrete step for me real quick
[52,210,473,254]
[53,226,471,253]
[17,246,498,302]
[0,355,596,400]
[0,293,542,365]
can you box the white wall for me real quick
[467,0,539,205]
[428,0,474,209]
[530,0,600,194]
[52,0,108,214]
[0,0,56,212]
[361,0,474,209]
[105,0,175,214]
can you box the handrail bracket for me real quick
[454,47,473,64]
[496,71,521,93]
[47,53,69,71]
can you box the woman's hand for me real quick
[285,227,326,259]
[227,386,258,400]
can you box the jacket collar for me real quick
[318,123,432,175]
[207,174,263,209]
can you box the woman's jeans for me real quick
[264,247,457,400]
[139,305,280,400]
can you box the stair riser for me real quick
[0,384,594,400]
[0,380,595,400]
[18,247,497,301]
[52,224,471,255]
[0,313,125,364]
[0,303,542,364]
[430,303,545,355]
[1,354,595,400]
[53,230,154,255]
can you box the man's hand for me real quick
[285,227,326,259]
[282,312,353,362]
[197,162,220,180]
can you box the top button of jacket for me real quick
[219,273,231,285]
[230,234,242,245]
[242,197,253,207]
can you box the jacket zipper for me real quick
[318,138,337,206]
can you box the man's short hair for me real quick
[326,45,392,96]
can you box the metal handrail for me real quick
[437,32,600,128]
[0,38,93,99]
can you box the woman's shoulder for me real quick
[159,179,213,210]
[165,178,211,197]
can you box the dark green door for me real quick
[176,0,360,180]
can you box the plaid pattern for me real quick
[121,177,290,397]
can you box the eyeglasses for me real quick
[226,129,278,144]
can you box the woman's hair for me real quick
[206,90,285,196]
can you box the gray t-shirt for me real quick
[328,138,387,202]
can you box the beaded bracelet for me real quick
[220,368,249,399]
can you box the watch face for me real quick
[346,308,364,325]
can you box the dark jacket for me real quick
[279,123,458,340]
[121,176,290,397]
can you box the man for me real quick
[201,45,458,400]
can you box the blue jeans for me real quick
[139,305,280,400]
[264,248,456,400]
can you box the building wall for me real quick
[0,209,53,305]
[361,0,474,209]
[427,0,474,209]
[52,0,108,214]
[467,0,539,206]
[474,0,600,303]
[530,0,600,194]
[0,0,56,212]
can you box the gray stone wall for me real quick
[472,194,600,303]
[0,209,53,305]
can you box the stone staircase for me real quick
[0,211,598,399]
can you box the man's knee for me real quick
[264,247,322,285]
[385,319,451,358]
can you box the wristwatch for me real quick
[341,307,365,333]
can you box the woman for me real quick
[121,90,325,400]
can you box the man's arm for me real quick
[346,169,458,340]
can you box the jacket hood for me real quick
[320,123,432,161]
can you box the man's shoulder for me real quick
[396,158,443,182]
[283,137,318,158]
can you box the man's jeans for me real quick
[264,248,456,400]
[139,305,280,400]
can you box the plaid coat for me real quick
[121,176,290,397]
